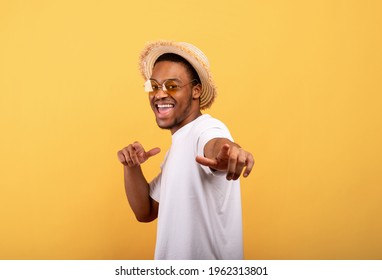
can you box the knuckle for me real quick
[229,154,237,162]
[238,156,246,165]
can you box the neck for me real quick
[170,110,202,135]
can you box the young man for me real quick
[117,41,254,259]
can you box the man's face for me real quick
[149,61,201,134]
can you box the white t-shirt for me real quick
[149,114,243,260]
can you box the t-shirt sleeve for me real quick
[196,119,234,176]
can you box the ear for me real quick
[192,84,202,99]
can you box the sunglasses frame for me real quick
[144,79,198,95]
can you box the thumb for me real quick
[195,156,217,168]
[145,147,161,158]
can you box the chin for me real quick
[156,119,175,130]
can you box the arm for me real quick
[117,142,160,223]
[195,138,254,180]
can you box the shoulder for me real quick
[191,114,233,143]
[192,114,229,132]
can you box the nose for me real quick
[154,88,169,99]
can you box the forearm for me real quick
[123,165,157,222]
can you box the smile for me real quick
[155,103,175,114]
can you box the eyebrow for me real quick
[149,78,182,83]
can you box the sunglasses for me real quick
[144,79,197,96]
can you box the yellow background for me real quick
[1,0,381,259]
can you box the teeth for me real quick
[157,104,174,108]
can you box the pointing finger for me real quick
[216,144,230,160]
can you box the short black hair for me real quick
[154,53,201,84]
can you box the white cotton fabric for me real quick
[149,114,243,260]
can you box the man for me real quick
[117,41,254,260]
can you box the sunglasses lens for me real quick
[150,81,159,92]
[163,80,180,94]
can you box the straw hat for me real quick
[139,40,217,110]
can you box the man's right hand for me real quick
[117,142,160,167]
